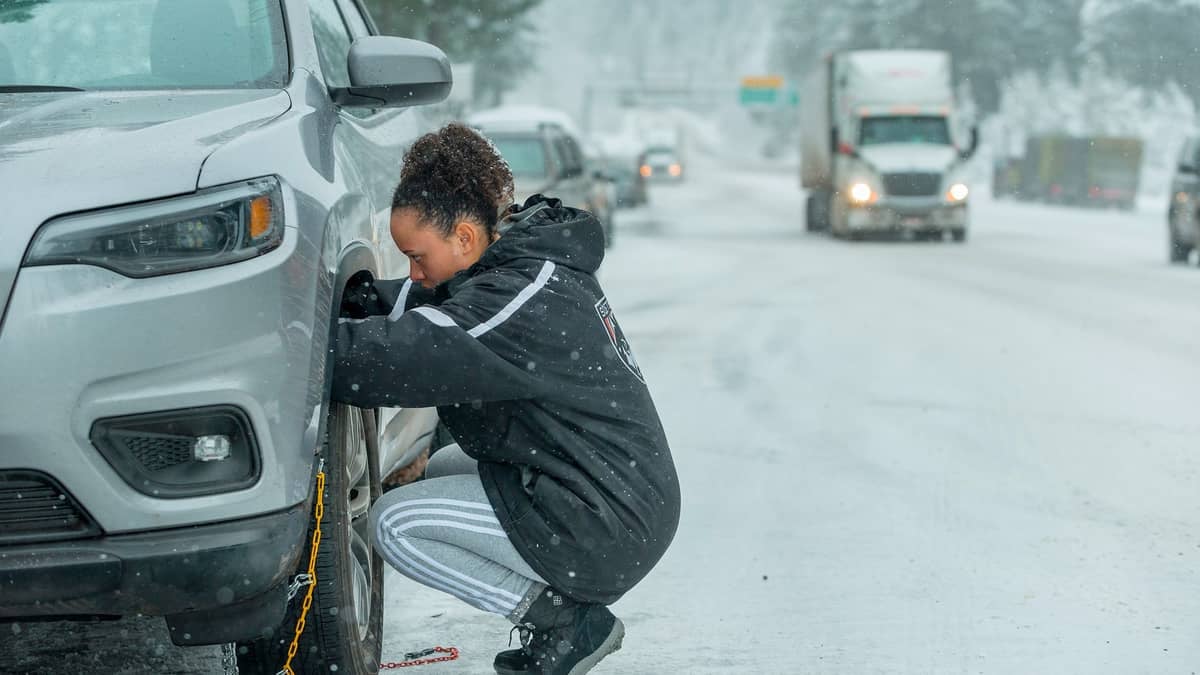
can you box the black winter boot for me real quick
[494,589,625,675]
[493,624,535,675]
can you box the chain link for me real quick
[285,573,313,602]
[265,456,458,673]
[380,646,461,669]
[276,464,326,675]
[221,642,240,675]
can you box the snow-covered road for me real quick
[4,158,1198,674]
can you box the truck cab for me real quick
[802,50,977,241]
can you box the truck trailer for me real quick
[801,50,977,240]
[1003,135,1142,210]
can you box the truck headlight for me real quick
[947,183,970,202]
[24,177,283,278]
[848,182,875,205]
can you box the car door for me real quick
[314,0,438,476]
[552,131,590,211]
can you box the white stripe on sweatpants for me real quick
[376,517,519,614]
[383,537,514,615]
[377,502,523,611]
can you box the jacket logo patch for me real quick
[595,297,644,383]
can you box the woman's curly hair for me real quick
[392,122,515,238]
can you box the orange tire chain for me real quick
[278,463,460,673]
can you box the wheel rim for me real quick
[342,408,374,636]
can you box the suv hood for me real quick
[0,89,291,325]
[859,144,958,174]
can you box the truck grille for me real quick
[883,172,941,197]
[0,471,99,545]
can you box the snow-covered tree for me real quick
[362,0,543,106]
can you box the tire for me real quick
[237,405,383,675]
[951,228,967,243]
[1169,232,1191,263]
[805,192,829,233]
[1168,210,1192,264]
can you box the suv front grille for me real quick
[0,471,99,545]
[126,435,195,472]
[882,172,941,197]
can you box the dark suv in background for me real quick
[1168,136,1199,265]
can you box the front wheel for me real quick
[951,228,968,243]
[1169,221,1192,264]
[237,404,384,675]
[805,192,829,232]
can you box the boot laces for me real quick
[508,624,535,651]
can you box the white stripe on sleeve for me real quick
[411,306,458,327]
[467,261,556,338]
[387,279,414,321]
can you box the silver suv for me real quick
[468,110,616,247]
[0,1,447,672]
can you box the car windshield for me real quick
[491,136,548,177]
[645,150,677,164]
[0,0,288,90]
[860,116,951,146]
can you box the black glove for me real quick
[339,277,376,319]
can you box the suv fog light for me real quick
[90,406,260,498]
[194,435,232,462]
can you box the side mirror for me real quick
[334,37,452,108]
[960,126,980,160]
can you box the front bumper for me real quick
[0,500,307,620]
[0,222,325,534]
[846,197,968,231]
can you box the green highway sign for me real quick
[739,75,797,107]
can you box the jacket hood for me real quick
[481,194,606,274]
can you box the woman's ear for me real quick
[453,220,479,256]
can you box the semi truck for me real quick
[801,50,977,241]
[993,135,1143,210]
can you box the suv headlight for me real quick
[24,177,283,278]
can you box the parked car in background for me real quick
[0,1,447,673]
[597,136,649,208]
[468,105,615,247]
[641,145,686,182]
[1168,136,1199,264]
[582,140,618,246]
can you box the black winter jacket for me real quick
[331,196,680,604]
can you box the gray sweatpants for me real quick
[368,444,546,623]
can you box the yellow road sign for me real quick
[741,75,784,89]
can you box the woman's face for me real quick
[390,207,488,288]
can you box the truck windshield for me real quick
[491,136,549,178]
[0,0,288,90]
[860,116,951,146]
